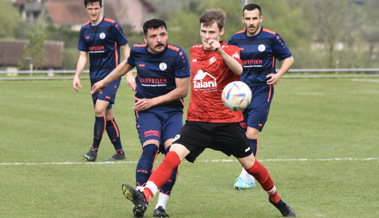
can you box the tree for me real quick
[18,24,47,70]
[0,0,21,38]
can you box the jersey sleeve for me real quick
[112,21,128,46]
[127,47,136,67]
[78,28,88,52]
[272,33,292,61]
[174,47,191,78]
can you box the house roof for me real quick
[46,0,156,27]
[45,0,88,26]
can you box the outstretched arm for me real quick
[121,44,136,90]
[133,77,190,111]
[91,59,134,94]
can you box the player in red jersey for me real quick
[120,9,296,217]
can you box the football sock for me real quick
[156,192,169,209]
[136,144,159,187]
[92,116,106,151]
[249,139,258,156]
[160,146,178,196]
[246,160,281,203]
[143,151,181,203]
[106,118,123,153]
[238,139,258,181]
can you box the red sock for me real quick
[142,151,181,202]
[246,160,281,203]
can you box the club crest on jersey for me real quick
[258,44,266,52]
[99,32,106,39]
[159,62,167,71]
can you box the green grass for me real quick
[0,78,378,217]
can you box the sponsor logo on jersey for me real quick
[88,46,105,53]
[144,130,161,138]
[193,69,217,92]
[159,62,167,71]
[243,59,263,68]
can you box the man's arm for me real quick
[209,40,243,75]
[133,77,190,111]
[266,56,294,86]
[91,59,134,94]
[73,51,88,92]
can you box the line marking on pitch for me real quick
[1,157,378,166]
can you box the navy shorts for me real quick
[172,121,252,163]
[241,84,274,131]
[136,107,183,153]
[91,78,121,109]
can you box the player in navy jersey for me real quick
[73,0,131,161]
[91,19,190,217]
[109,9,296,217]
[229,3,294,190]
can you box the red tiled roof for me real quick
[46,0,88,26]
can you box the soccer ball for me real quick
[221,81,252,111]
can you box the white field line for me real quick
[1,157,378,166]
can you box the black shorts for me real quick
[172,121,252,162]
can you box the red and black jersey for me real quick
[187,41,243,123]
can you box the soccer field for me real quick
[0,78,378,217]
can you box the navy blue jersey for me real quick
[78,17,128,83]
[128,43,190,110]
[229,27,292,86]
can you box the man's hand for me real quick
[73,77,82,92]
[133,97,154,111]
[126,73,136,91]
[266,73,282,86]
[209,39,221,52]
[91,80,106,95]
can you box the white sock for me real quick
[145,181,159,196]
[239,167,255,182]
[155,192,170,209]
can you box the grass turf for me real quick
[0,78,378,217]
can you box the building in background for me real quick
[12,0,156,32]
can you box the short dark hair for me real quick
[84,0,102,7]
[199,9,226,30]
[243,3,262,16]
[143,19,167,35]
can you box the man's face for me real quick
[85,2,102,23]
[144,26,168,54]
[242,9,263,37]
[200,22,224,50]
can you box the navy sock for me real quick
[106,118,123,153]
[136,144,159,187]
[249,139,258,156]
[160,146,179,196]
[92,116,106,151]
